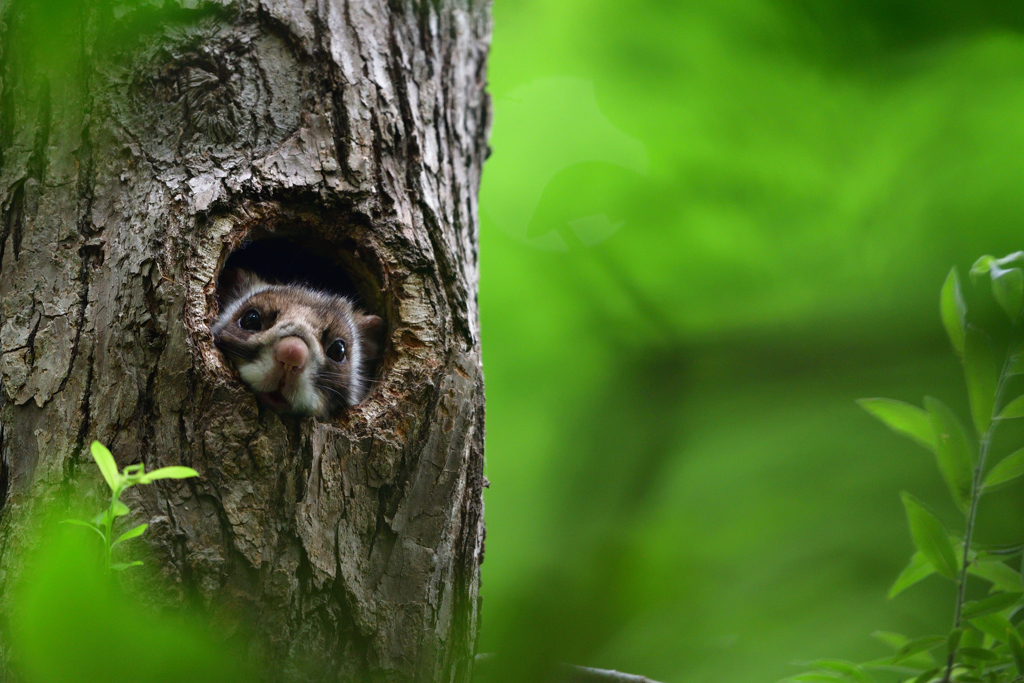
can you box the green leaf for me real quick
[858,399,936,451]
[59,518,105,541]
[866,634,938,672]
[947,628,963,657]
[969,614,1016,643]
[782,675,844,683]
[90,441,120,493]
[901,492,959,579]
[111,500,130,518]
[961,592,1023,619]
[924,398,975,511]
[60,518,98,530]
[971,255,996,282]
[991,266,1024,321]
[958,647,999,662]
[122,464,144,478]
[138,466,199,484]
[1011,351,1024,376]
[997,252,1024,267]
[983,447,1024,492]
[908,668,939,683]
[889,552,936,598]
[964,325,997,436]
[863,658,933,673]
[998,395,1024,420]
[872,632,908,651]
[112,523,148,547]
[958,647,999,663]
[941,268,967,357]
[1007,626,1024,674]
[893,635,947,664]
[794,661,873,683]
[109,561,143,572]
[968,560,1023,592]
[960,626,983,651]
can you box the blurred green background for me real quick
[476,1,1024,681]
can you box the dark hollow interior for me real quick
[218,238,363,306]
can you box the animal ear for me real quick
[357,314,385,360]
[218,268,264,307]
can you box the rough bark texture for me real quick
[0,0,490,680]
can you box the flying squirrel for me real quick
[211,269,384,417]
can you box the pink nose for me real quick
[274,337,309,373]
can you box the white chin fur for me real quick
[285,375,325,415]
[237,348,278,392]
[236,347,325,416]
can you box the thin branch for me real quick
[473,654,665,683]
[943,332,1020,682]
[559,663,663,683]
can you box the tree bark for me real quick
[0,0,490,680]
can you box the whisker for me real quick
[314,372,382,387]
[313,382,352,405]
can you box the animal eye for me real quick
[239,309,262,331]
[326,340,346,362]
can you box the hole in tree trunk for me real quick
[209,217,389,416]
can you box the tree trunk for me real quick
[0,0,490,680]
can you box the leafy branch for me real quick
[787,252,1024,683]
[62,441,198,574]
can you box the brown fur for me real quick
[212,270,384,416]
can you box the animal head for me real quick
[211,270,384,417]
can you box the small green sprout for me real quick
[62,441,198,573]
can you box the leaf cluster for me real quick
[786,256,1024,683]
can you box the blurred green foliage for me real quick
[478,1,1024,681]
[7,518,252,683]
[4,442,244,682]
